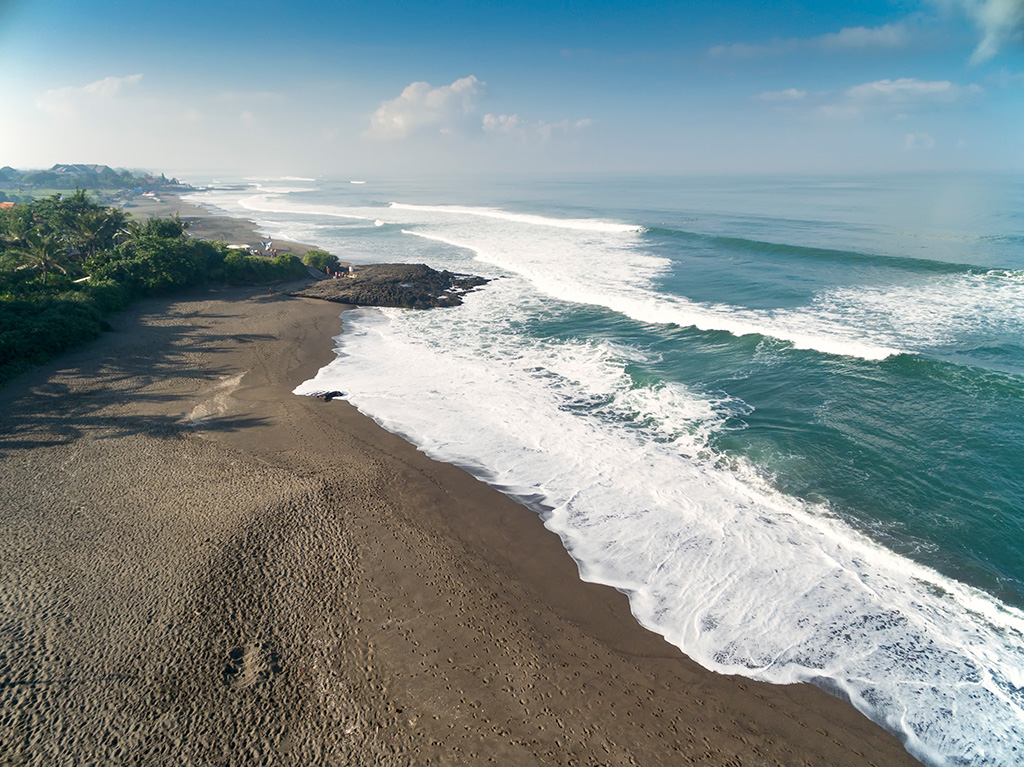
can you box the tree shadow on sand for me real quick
[0,411,271,457]
[0,294,278,458]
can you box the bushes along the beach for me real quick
[0,292,109,373]
[302,249,340,272]
[216,250,306,284]
[0,192,307,384]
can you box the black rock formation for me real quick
[290,263,489,309]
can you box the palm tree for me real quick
[1,208,31,249]
[12,230,68,286]
[72,209,124,261]
[114,219,142,246]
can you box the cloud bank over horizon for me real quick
[35,74,144,118]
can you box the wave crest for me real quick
[389,202,643,233]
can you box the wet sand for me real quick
[0,205,922,765]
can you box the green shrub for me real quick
[271,253,307,279]
[303,249,340,272]
[87,278,133,314]
[88,235,208,296]
[219,250,306,284]
[0,293,107,381]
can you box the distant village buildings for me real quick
[49,163,117,176]
[0,164,193,207]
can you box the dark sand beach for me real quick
[0,201,922,765]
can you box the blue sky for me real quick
[1,0,1021,176]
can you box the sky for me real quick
[0,0,1022,177]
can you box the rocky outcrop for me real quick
[290,263,489,308]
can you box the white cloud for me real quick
[711,5,1023,64]
[483,114,593,143]
[844,77,982,103]
[482,113,523,135]
[773,77,985,120]
[710,22,912,58]
[366,75,591,149]
[538,118,594,142]
[80,73,142,97]
[817,23,913,50]
[904,131,937,150]
[954,0,1024,62]
[36,73,143,117]
[757,88,808,101]
[365,76,484,140]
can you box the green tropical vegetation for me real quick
[302,249,341,272]
[0,190,307,384]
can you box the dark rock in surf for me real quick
[290,263,489,309]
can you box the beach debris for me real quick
[321,391,344,402]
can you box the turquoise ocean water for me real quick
[188,173,1024,767]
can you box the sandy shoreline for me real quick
[0,202,922,765]
[125,190,324,258]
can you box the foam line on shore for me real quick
[295,279,1024,767]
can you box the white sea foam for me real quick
[394,212,905,361]
[389,202,643,233]
[192,188,1015,363]
[297,279,1024,767]
[211,182,1024,765]
[236,194,375,223]
[818,271,1024,354]
[251,185,310,195]
[243,175,316,182]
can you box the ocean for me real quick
[186,172,1024,767]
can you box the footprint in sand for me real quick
[223,642,283,688]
